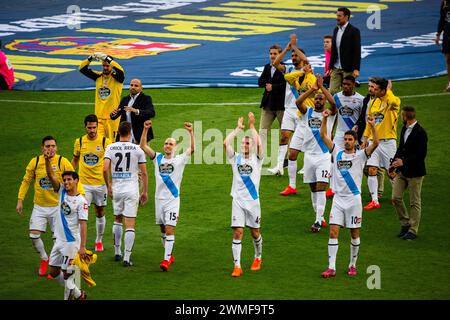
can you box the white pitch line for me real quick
[0,92,448,106]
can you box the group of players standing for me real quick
[16,20,404,301]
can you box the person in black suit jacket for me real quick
[110,79,155,144]
[258,44,286,151]
[390,106,428,240]
[329,7,361,94]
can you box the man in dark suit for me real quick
[329,7,361,94]
[110,79,155,144]
[390,106,428,240]
[258,44,286,152]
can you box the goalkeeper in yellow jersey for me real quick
[79,52,125,141]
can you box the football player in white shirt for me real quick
[44,154,88,300]
[296,75,337,233]
[224,112,264,277]
[103,121,148,267]
[140,120,194,272]
[319,111,379,278]
[327,75,364,197]
[268,34,308,176]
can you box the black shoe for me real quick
[402,232,417,241]
[397,225,410,238]
[123,260,134,267]
[114,254,122,262]
[283,159,288,168]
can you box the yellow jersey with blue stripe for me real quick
[364,90,401,140]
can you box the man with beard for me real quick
[319,111,379,278]
[110,78,155,144]
[72,114,111,252]
[268,34,308,178]
[79,52,125,141]
[296,76,337,232]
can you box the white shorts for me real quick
[366,139,396,169]
[303,152,331,184]
[49,239,80,271]
[290,123,306,151]
[29,204,58,233]
[82,184,107,207]
[155,197,180,227]
[280,109,300,132]
[231,198,261,229]
[112,191,139,218]
[329,194,362,228]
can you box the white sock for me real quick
[328,238,339,270]
[30,235,48,260]
[113,222,123,256]
[164,235,175,261]
[253,235,263,259]
[232,239,242,267]
[277,144,288,168]
[96,216,106,243]
[288,160,297,188]
[64,273,81,300]
[368,175,379,203]
[315,191,326,223]
[161,233,166,248]
[124,229,135,262]
[350,237,360,267]
[311,192,317,214]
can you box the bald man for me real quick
[111,79,156,143]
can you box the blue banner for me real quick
[0,0,444,90]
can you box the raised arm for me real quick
[224,117,244,158]
[140,120,156,159]
[184,122,195,156]
[317,74,337,114]
[296,81,318,114]
[320,110,334,151]
[79,55,102,81]
[290,34,308,63]
[248,112,263,158]
[45,154,60,192]
[364,117,379,156]
[273,42,290,73]
[139,163,148,206]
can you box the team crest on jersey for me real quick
[238,164,253,176]
[61,201,72,216]
[39,177,53,190]
[308,117,322,129]
[159,163,174,176]
[337,160,353,171]
[339,106,354,117]
[84,153,99,166]
[96,146,101,151]
[99,87,111,99]
[373,112,385,125]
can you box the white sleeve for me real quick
[78,198,89,221]
[228,152,237,165]
[181,152,191,165]
[137,148,147,164]
[104,146,112,160]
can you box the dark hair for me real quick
[84,114,98,126]
[62,171,79,181]
[118,121,132,136]
[269,44,282,53]
[344,130,358,140]
[372,77,388,91]
[343,75,356,83]
[337,7,351,18]
[323,35,333,40]
[42,135,56,146]
[402,106,416,120]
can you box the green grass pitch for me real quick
[0,76,449,299]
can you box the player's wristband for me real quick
[105,55,114,64]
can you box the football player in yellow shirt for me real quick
[72,114,111,252]
[16,136,78,277]
[79,52,125,141]
[362,78,401,210]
